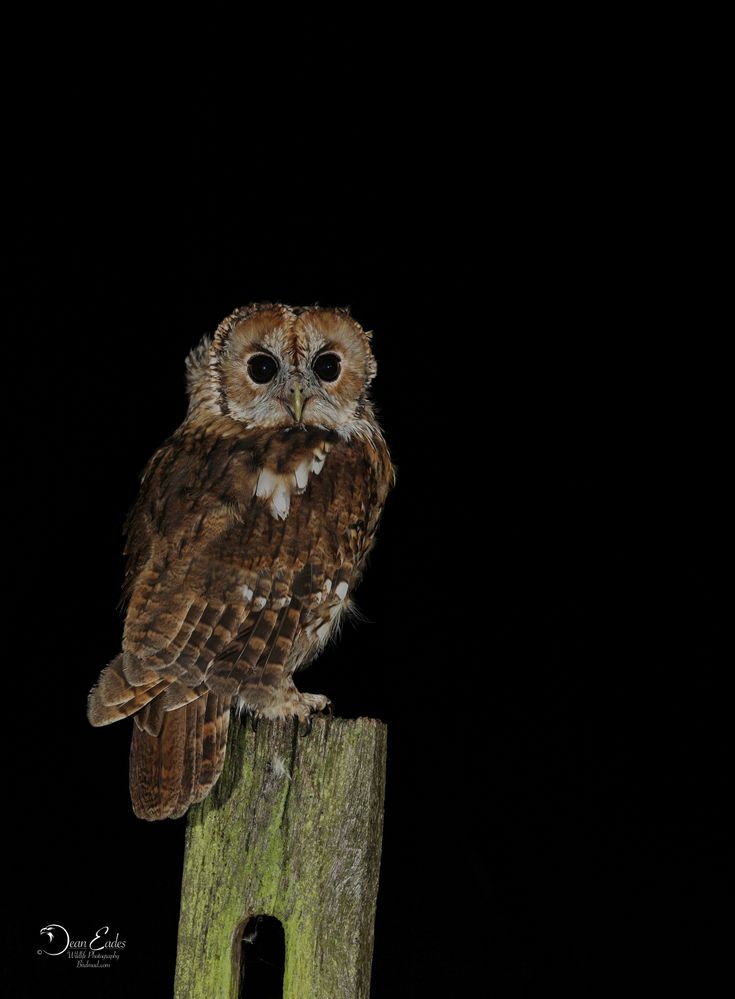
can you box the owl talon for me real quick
[299,715,313,737]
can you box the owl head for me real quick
[185,303,378,439]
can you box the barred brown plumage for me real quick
[87,304,394,820]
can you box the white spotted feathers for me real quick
[254,441,333,520]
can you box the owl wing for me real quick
[202,428,392,704]
[88,424,391,819]
[90,425,390,719]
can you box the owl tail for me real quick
[88,654,231,820]
[129,691,231,820]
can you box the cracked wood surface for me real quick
[174,715,388,998]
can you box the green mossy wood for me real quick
[174,715,388,998]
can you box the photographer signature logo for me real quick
[39,925,70,956]
[38,923,126,968]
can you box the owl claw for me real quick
[237,687,331,725]
[298,698,332,735]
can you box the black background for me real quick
[11,27,728,998]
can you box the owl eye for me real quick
[247,354,279,384]
[313,352,341,382]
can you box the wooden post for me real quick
[174,715,388,998]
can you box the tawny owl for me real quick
[87,303,394,820]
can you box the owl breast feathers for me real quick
[87,304,394,820]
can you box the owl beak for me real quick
[291,384,305,423]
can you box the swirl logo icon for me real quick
[38,924,70,956]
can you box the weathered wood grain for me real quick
[175,715,387,998]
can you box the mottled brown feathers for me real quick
[87,304,394,820]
